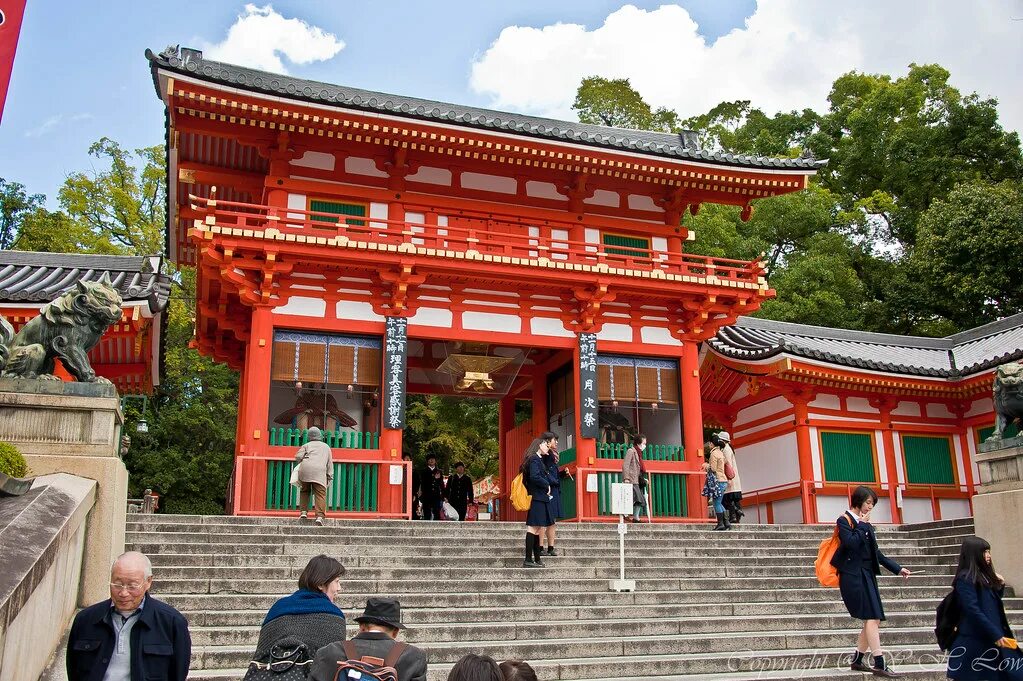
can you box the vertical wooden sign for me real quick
[384,317,407,430]
[578,332,598,438]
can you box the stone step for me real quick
[152,574,956,596]
[151,562,958,581]
[177,597,1023,628]
[187,608,1023,646]
[185,630,946,670]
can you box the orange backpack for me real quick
[815,512,854,587]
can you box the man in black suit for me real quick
[444,461,474,521]
[311,598,427,681]
[419,455,444,521]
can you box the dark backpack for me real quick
[935,588,963,652]
[332,640,407,681]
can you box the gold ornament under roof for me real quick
[436,346,514,393]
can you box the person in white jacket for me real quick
[295,427,334,525]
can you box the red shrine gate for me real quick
[148,46,821,519]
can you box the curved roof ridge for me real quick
[948,311,1023,344]
[146,45,825,172]
[733,316,952,349]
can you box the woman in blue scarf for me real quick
[254,554,346,660]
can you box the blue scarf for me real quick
[262,589,345,625]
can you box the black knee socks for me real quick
[873,655,885,669]
[533,534,543,563]
[524,533,534,562]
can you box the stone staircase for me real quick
[125,515,1020,680]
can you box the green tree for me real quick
[681,100,820,157]
[13,208,123,254]
[913,180,1023,329]
[403,395,499,479]
[572,77,679,131]
[0,179,44,250]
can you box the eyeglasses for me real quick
[109,582,145,593]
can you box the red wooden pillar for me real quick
[790,395,817,524]
[238,304,274,513]
[499,394,517,521]
[680,340,705,519]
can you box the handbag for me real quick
[289,465,301,488]
[724,461,736,480]
[243,638,312,680]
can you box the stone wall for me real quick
[0,474,96,681]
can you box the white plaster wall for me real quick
[927,403,955,419]
[463,311,521,333]
[952,435,968,495]
[772,497,804,524]
[627,194,661,212]
[818,495,893,523]
[940,498,971,520]
[462,172,516,194]
[875,431,888,483]
[640,327,681,346]
[336,300,384,322]
[369,202,388,230]
[808,426,822,482]
[748,503,771,524]
[967,427,982,484]
[736,415,792,438]
[291,151,335,171]
[584,228,600,244]
[526,181,566,200]
[811,393,841,410]
[967,397,994,418]
[274,296,326,317]
[531,317,574,338]
[406,166,452,185]
[345,157,387,177]
[847,397,878,413]
[287,193,306,221]
[651,236,668,261]
[585,189,619,207]
[901,498,935,524]
[596,323,633,342]
[893,401,921,417]
[408,307,453,328]
[735,396,791,426]
[892,431,907,485]
[734,432,799,491]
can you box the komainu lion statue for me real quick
[988,362,1023,442]
[0,274,123,384]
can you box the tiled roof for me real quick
[709,314,1023,378]
[0,251,171,313]
[146,46,825,172]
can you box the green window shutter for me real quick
[602,233,650,258]
[310,200,367,226]
[978,423,1018,442]
[821,431,876,483]
[903,435,955,485]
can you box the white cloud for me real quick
[201,4,345,74]
[24,113,93,138]
[470,2,1023,133]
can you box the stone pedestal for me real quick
[974,437,1023,591]
[0,379,126,605]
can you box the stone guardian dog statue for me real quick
[0,274,123,383]
[987,362,1023,442]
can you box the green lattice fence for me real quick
[597,442,684,461]
[268,428,379,449]
[595,470,688,517]
[266,460,379,511]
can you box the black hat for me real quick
[354,597,406,630]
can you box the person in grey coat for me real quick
[621,433,648,522]
[296,426,333,525]
[311,598,427,681]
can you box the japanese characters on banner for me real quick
[384,317,408,429]
[578,332,599,438]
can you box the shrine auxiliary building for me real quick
[147,46,1020,523]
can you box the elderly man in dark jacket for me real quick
[311,598,427,681]
[66,551,191,681]
[444,461,474,521]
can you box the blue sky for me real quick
[1,1,1019,207]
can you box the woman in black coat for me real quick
[947,536,1022,680]
[520,431,558,569]
[831,485,912,678]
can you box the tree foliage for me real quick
[0,179,44,250]
[573,76,679,131]
[402,395,500,479]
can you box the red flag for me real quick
[0,0,27,126]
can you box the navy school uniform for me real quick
[830,512,903,621]
[947,576,1023,680]
[542,453,563,520]
[524,453,557,527]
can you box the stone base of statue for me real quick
[0,378,126,605]
[974,436,1023,590]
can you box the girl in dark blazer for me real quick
[832,485,912,678]
[520,432,558,569]
[947,536,1022,680]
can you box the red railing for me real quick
[191,195,766,286]
[742,480,973,525]
[569,463,710,524]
